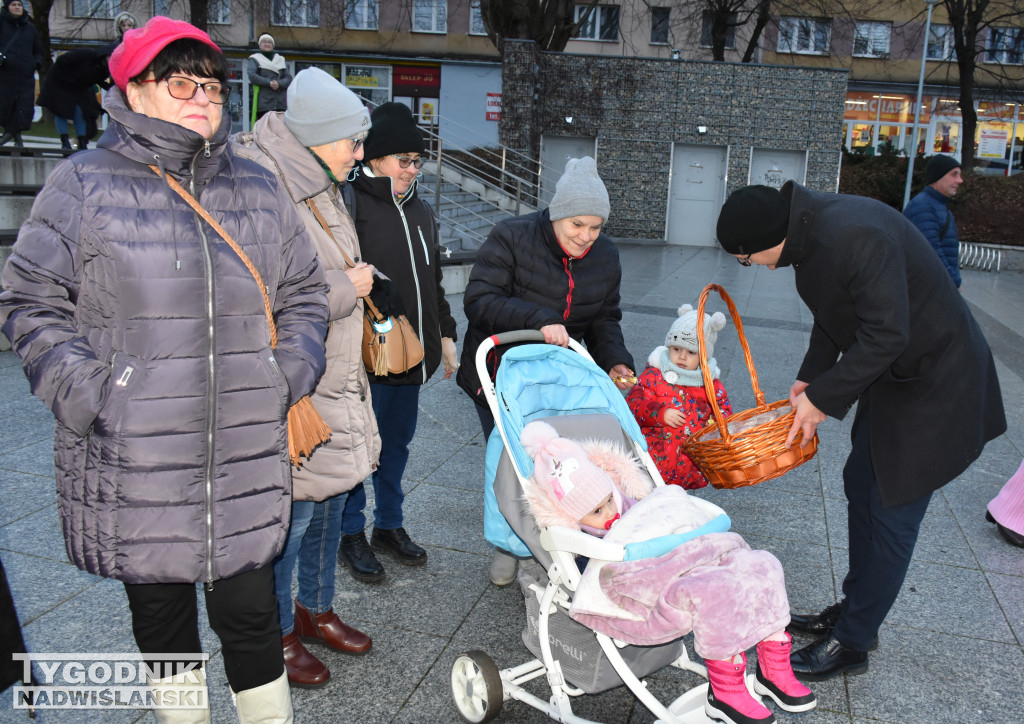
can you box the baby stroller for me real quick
[450,331,760,724]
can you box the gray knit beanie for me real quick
[549,157,610,222]
[284,67,370,148]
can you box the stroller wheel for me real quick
[451,650,503,723]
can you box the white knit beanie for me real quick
[284,67,370,148]
[666,304,727,358]
[549,156,610,222]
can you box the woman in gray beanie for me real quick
[232,66,379,689]
[455,156,636,586]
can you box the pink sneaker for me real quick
[705,652,775,724]
[754,633,817,712]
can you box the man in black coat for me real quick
[716,182,1006,681]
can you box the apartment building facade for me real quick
[40,1,1024,176]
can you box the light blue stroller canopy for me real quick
[483,344,646,558]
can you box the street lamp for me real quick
[903,0,942,210]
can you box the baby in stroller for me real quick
[520,420,816,724]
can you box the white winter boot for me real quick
[147,667,212,724]
[233,671,293,724]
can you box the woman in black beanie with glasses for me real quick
[338,101,459,583]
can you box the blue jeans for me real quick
[272,496,344,635]
[54,106,86,137]
[341,383,420,534]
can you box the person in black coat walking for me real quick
[0,0,42,147]
[456,156,636,586]
[36,46,113,151]
[716,182,1006,682]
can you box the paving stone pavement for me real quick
[1,244,1022,724]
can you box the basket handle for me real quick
[696,283,768,444]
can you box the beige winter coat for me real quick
[233,112,380,501]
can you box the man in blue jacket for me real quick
[904,154,963,287]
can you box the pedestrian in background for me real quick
[247,33,290,124]
[0,0,42,147]
[338,101,459,582]
[233,66,379,690]
[1,17,331,721]
[715,182,1005,682]
[903,154,963,288]
[113,11,138,43]
[36,46,112,151]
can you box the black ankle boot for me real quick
[60,134,72,150]
[77,136,88,151]
[371,527,427,565]
[337,532,385,582]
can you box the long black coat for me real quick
[779,181,1005,506]
[456,208,634,407]
[0,7,42,132]
[36,47,111,139]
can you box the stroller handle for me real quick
[475,331,591,382]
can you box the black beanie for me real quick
[924,154,961,185]
[361,102,425,161]
[715,185,790,255]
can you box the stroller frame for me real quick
[451,331,745,724]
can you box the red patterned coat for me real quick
[626,365,731,489]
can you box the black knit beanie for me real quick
[361,102,425,161]
[924,154,961,185]
[715,185,790,255]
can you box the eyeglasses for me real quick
[347,137,364,152]
[139,76,230,104]
[737,254,752,267]
[390,155,424,169]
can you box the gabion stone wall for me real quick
[500,40,848,239]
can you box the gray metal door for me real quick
[667,144,726,246]
[539,135,597,207]
[749,149,806,188]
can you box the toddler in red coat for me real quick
[626,304,731,489]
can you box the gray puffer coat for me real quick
[233,112,380,501]
[0,88,330,585]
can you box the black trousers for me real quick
[832,410,932,652]
[124,566,283,692]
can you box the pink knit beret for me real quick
[109,16,221,91]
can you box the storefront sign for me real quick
[346,74,380,87]
[486,93,502,121]
[979,127,1009,158]
[844,92,926,124]
[393,66,441,93]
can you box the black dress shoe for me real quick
[987,511,1024,547]
[788,603,878,650]
[371,527,427,565]
[788,602,841,635]
[338,532,385,582]
[791,634,868,681]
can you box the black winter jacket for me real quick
[779,181,1005,506]
[350,167,457,385]
[456,209,633,407]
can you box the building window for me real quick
[152,0,167,16]
[208,0,230,24]
[574,4,620,42]
[777,17,831,55]
[272,0,319,27]
[470,1,486,35]
[700,11,736,49]
[926,24,956,60]
[650,7,670,45]
[345,0,377,29]
[72,0,119,19]
[986,27,1023,65]
[412,0,447,33]
[853,21,890,58]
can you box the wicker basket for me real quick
[683,284,818,489]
